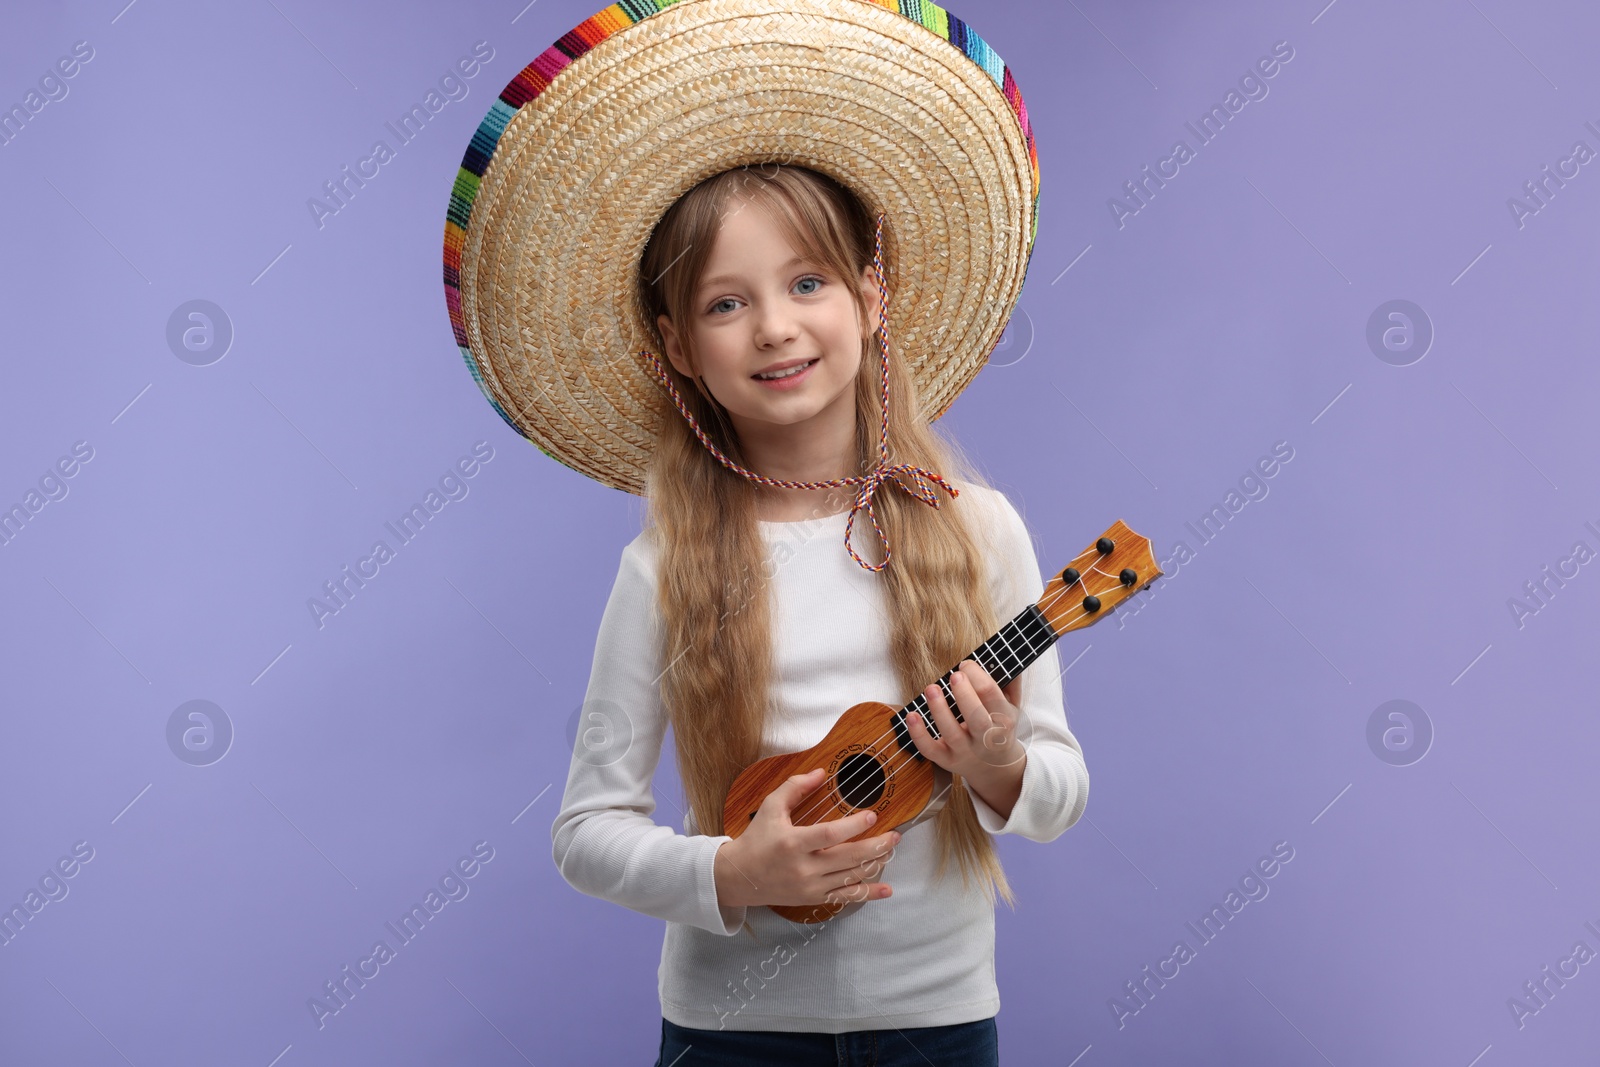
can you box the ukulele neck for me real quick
[900,604,1059,724]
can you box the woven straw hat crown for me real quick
[443,0,1040,497]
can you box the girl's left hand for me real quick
[906,659,1027,784]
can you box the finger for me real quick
[951,666,1019,756]
[949,665,989,732]
[965,670,1023,764]
[824,882,868,905]
[905,701,945,756]
[822,827,900,866]
[925,678,966,747]
[1001,676,1023,708]
[859,833,900,876]
[781,767,826,800]
[769,768,827,818]
[825,878,889,905]
[818,837,897,884]
[968,666,1020,751]
[823,844,898,895]
[804,803,879,850]
[954,661,1001,731]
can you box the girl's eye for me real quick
[706,275,825,315]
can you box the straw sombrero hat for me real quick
[441,0,1039,511]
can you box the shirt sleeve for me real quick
[550,534,749,936]
[964,488,1091,843]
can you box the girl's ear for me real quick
[657,313,692,377]
[858,263,882,339]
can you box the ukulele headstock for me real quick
[1038,520,1161,635]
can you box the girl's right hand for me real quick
[714,767,900,909]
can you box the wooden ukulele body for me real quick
[722,699,931,924]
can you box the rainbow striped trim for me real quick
[442,0,1039,468]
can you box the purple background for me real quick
[3,0,1596,1063]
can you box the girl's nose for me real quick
[752,299,799,347]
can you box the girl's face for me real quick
[655,198,879,465]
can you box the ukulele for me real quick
[722,519,1162,923]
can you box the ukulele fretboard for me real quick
[890,604,1058,751]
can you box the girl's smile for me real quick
[751,356,820,388]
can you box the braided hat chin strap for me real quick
[637,211,958,572]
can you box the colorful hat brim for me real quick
[444,0,1039,496]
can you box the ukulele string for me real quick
[785,542,1128,831]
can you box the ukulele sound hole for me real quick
[834,752,887,810]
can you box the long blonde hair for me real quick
[636,164,1017,910]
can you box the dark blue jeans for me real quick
[653,1014,999,1066]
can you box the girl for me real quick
[571,164,1088,1065]
[441,2,1087,1062]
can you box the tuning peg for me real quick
[1060,567,1081,585]
[1096,537,1115,554]
[1119,568,1137,586]
[1083,594,1102,612]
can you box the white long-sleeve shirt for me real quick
[550,482,1090,1033]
